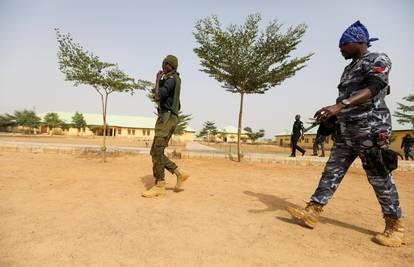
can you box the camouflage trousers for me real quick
[310,119,402,219]
[150,112,178,181]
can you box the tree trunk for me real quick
[101,94,108,163]
[237,92,244,162]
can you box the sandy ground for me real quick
[204,142,292,154]
[0,134,185,149]
[0,151,413,267]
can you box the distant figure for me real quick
[312,133,327,157]
[312,116,337,157]
[289,114,306,157]
[401,133,414,160]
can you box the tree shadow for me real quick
[244,190,377,236]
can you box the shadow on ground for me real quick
[140,175,154,190]
[244,190,377,236]
[140,175,182,192]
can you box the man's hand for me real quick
[154,70,164,102]
[156,70,164,82]
[314,103,344,122]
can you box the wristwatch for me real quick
[341,99,351,108]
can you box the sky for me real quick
[0,0,413,138]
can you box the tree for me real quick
[13,109,41,134]
[198,121,218,144]
[193,14,312,161]
[72,112,87,135]
[244,127,265,143]
[0,113,16,128]
[56,29,152,162]
[43,112,63,133]
[174,111,193,135]
[394,91,414,129]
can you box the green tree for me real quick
[72,112,87,135]
[193,14,312,161]
[0,113,16,128]
[56,29,152,162]
[174,111,193,135]
[243,127,265,143]
[14,109,41,134]
[394,91,414,129]
[43,112,63,133]
[198,121,218,144]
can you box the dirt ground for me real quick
[203,142,292,154]
[0,134,185,149]
[0,151,412,267]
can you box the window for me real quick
[305,138,309,143]
[312,138,315,143]
[142,129,151,136]
[118,129,121,135]
[132,129,135,135]
[128,129,131,135]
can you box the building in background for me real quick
[37,112,196,142]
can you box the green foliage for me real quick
[394,91,414,129]
[193,14,312,160]
[72,112,87,130]
[0,113,16,127]
[174,111,192,135]
[13,109,41,132]
[243,127,265,143]
[193,13,312,94]
[198,121,218,141]
[43,112,63,129]
[55,29,153,94]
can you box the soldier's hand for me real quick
[156,70,164,81]
[314,104,343,122]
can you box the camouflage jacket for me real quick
[336,51,392,135]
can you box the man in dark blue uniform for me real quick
[286,21,405,247]
[401,133,414,160]
[290,114,306,157]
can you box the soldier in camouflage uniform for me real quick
[142,55,190,198]
[286,21,406,247]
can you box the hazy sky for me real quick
[1,0,413,137]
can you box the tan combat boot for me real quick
[142,181,166,198]
[174,168,190,190]
[286,202,323,229]
[373,217,407,247]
